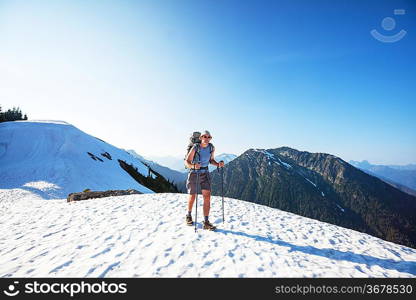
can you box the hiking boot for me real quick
[203,220,217,231]
[186,215,193,226]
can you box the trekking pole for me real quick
[194,163,200,233]
[217,166,221,223]
[221,163,225,223]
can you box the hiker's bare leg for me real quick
[202,189,211,217]
[187,194,196,212]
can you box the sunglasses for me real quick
[201,135,212,139]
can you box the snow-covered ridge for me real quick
[11,119,72,125]
[0,189,415,277]
[0,121,154,198]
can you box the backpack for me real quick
[184,131,214,168]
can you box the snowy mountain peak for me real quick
[0,121,154,198]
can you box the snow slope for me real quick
[0,188,415,278]
[0,120,154,198]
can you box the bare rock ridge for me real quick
[67,189,142,202]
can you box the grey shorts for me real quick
[186,171,211,194]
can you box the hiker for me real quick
[184,130,224,230]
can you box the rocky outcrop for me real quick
[67,189,142,202]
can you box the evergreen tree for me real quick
[0,105,28,122]
[0,105,4,122]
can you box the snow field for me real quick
[1,189,415,278]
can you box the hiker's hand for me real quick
[218,161,225,168]
[193,163,201,169]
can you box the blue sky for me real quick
[0,0,415,164]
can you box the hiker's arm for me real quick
[209,152,219,166]
[209,147,224,167]
[185,147,200,169]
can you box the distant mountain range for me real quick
[128,151,237,192]
[349,160,416,195]
[127,150,187,192]
[144,155,186,172]
[208,153,237,172]
[210,147,416,248]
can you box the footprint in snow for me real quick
[104,235,113,241]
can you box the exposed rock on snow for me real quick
[67,189,142,202]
